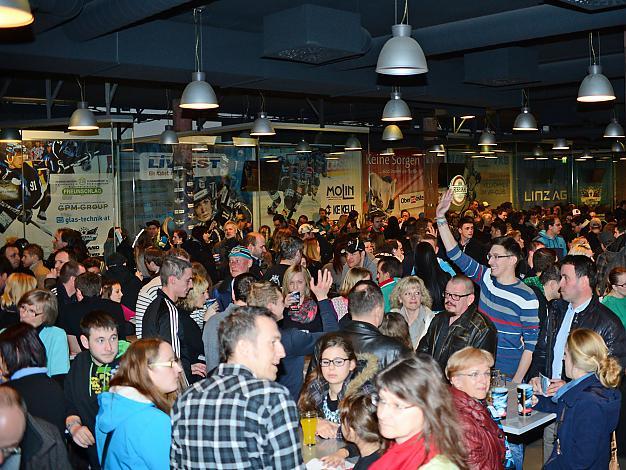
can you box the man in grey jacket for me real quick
[339,238,377,284]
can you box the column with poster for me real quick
[367,150,424,217]
[0,141,114,255]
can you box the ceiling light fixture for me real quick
[68,101,98,131]
[552,138,569,150]
[513,90,538,131]
[160,125,179,145]
[0,0,33,28]
[233,131,258,147]
[180,9,218,110]
[295,138,312,153]
[0,128,22,142]
[612,141,625,153]
[376,0,427,76]
[382,124,403,141]
[428,143,445,153]
[478,129,496,146]
[577,32,615,103]
[250,111,275,136]
[604,116,625,138]
[380,148,395,156]
[460,114,476,119]
[345,134,362,151]
[381,88,412,121]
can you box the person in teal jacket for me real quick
[96,338,183,470]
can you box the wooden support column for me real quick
[422,116,440,218]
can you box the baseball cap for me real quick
[589,218,602,229]
[228,246,252,260]
[146,219,160,228]
[342,238,365,254]
[298,224,319,235]
[572,208,581,216]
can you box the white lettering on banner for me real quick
[523,190,568,202]
[450,175,468,205]
[139,153,173,180]
[194,154,229,177]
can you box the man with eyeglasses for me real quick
[418,275,497,371]
[535,216,567,259]
[436,189,539,384]
[0,385,71,469]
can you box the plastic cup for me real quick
[301,411,317,446]
[517,384,533,416]
[491,387,508,419]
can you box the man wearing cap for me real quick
[585,218,604,256]
[212,246,254,311]
[535,216,567,259]
[145,220,161,245]
[339,238,378,285]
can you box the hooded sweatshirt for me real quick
[96,386,171,470]
[535,230,567,259]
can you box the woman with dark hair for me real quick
[413,242,450,312]
[322,238,348,294]
[385,216,402,240]
[380,312,412,351]
[96,338,182,469]
[0,323,66,435]
[58,228,89,262]
[602,267,626,327]
[371,354,468,470]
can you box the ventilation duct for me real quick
[464,47,538,87]
[263,4,371,64]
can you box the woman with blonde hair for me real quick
[282,264,323,332]
[568,237,594,258]
[331,267,371,320]
[0,273,36,328]
[96,338,182,469]
[533,328,622,469]
[389,276,435,348]
[303,237,322,279]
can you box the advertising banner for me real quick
[515,159,569,209]
[367,150,424,217]
[472,156,512,208]
[0,140,114,255]
[258,149,362,225]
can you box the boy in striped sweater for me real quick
[436,190,539,382]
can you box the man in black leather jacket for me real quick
[340,280,411,371]
[528,255,626,386]
[417,275,496,371]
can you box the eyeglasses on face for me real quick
[148,359,182,369]
[19,305,44,316]
[455,371,491,380]
[443,291,472,301]
[371,394,415,410]
[320,357,350,367]
[486,253,515,261]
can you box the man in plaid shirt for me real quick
[170,306,305,469]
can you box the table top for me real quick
[500,383,556,435]
[301,436,344,464]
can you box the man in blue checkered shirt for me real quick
[170,306,305,469]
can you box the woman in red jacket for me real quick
[445,347,507,470]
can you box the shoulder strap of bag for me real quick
[100,429,115,469]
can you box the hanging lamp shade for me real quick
[552,138,569,150]
[380,148,395,156]
[428,143,445,153]
[382,124,403,141]
[345,134,362,151]
[533,145,544,157]
[68,101,98,131]
[376,24,428,76]
[577,65,615,103]
[478,130,496,146]
[180,72,218,109]
[160,125,179,145]
[612,141,624,153]
[250,112,275,136]
[381,90,411,121]
[295,139,312,153]
[0,0,33,28]
[513,106,538,131]
[603,117,625,138]
[233,131,257,147]
[0,128,22,142]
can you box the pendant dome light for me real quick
[0,128,22,142]
[376,0,427,76]
[552,138,569,150]
[160,125,179,145]
[478,129,496,147]
[612,141,624,153]
[180,9,218,110]
[295,139,312,153]
[513,90,538,131]
[380,148,395,156]
[382,124,403,141]
[345,134,362,151]
[250,93,275,136]
[0,0,33,28]
[577,32,615,103]
[428,143,445,153]
[68,79,98,131]
[382,88,412,121]
[604,115,625,138]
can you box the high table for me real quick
[301,436,345,464]
[501,383,556,435]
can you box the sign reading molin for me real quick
[450,175,467,205]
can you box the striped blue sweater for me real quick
[448,245,540,376]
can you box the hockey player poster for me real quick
[258,149,362,225]
[0,140,114,255]
[367,149,425,216]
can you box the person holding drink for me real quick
[532,329,622,469]
[282,264,323,332]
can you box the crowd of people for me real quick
[0,196,626,469]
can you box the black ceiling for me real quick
[0,0,626,148]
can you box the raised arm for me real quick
[435,188,458,252]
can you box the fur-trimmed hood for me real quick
[344,352,378,397]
